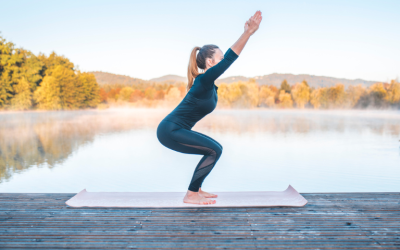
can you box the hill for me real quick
[91,71,379,88]
[149,74,187,82]
[90,71,149,86]
[216,73,378,88]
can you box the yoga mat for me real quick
[65,185,307,208]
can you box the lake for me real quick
[0,108,399,193]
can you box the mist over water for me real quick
[0,108,399,193]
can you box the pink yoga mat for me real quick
[65,185,307,208]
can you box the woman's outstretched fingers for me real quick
[257,15,262,24]
[245,11,261,35]
[256,10,262,21]
[254,11,262,25]
[253,11,259,19]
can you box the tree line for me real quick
[0,35,99,110]
[2,35,399,110]
[100,78,400,109]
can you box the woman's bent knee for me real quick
[214,145,222,159]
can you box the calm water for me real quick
[0,108,399,193]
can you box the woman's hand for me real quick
[231,10,262,55]
[244,10,262,35]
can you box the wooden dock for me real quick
[0,192,399,249]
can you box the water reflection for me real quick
[0,108,399,189]
[198,109,400,137]
[0,109,167,183]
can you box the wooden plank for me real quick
[0,192,399,249]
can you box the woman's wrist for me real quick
[244,30,252,36]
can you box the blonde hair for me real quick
[186,44,219,92]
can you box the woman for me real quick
[157,11,263,205]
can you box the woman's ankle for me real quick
[186,190,200,197]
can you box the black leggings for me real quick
[156,120,223,192]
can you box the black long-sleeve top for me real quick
[163,48,239,129]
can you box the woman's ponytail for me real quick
[186,44,220,92]
[187,46,202,92]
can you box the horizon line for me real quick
[89,70,391,83]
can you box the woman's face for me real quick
[205,48,224,69]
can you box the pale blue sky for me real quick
[1,0,399,82]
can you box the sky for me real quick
[1,0,399,82]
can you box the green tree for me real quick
[280,79,291,94]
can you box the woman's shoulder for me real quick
[196,73,209,82]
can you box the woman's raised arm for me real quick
[200,11,263,88]
[231,10,263,56]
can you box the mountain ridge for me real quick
[90,71,379,88]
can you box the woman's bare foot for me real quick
[199,187,218,198]
[183,190,216,205]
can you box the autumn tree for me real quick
[77,72,100,107]
[10,77,33,110]
[107,88,121,101]
[144,87,156,100]
[34,65,78,110]
[0,37,21,108]
[37,51,74,75]
[259,85,276,107]
[326,83,346,108]
[357,83,387,108]
[165,87,181,102]
[310,88,326,109]
[0,37,44,110]
[178,85,186,97]
[386,80,400,105]
[291,81,310,108]
[99,88,108,102]
[119,87,135,102]
[154,90,165,100]
[217,82,242,107]
[1,35,100,110]
[129,90,145,102]
[278,90,293,108]
[346,84,366,108]
[233,79,259,108]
